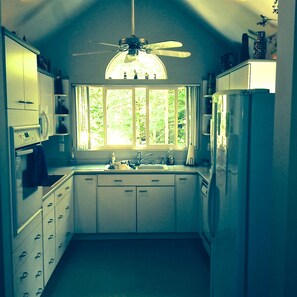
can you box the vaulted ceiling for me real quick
[1,0,278,46]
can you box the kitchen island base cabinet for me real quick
[175,175,199,232]
[74,175,97,233]
[137,187,175,233]
[97,187,136,233]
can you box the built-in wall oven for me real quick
[10,125,46,235]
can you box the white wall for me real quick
[271,0,297,296]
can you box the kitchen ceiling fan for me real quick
[72,0,191,62]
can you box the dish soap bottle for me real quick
[111,152,116,163]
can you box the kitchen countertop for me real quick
[44,164,211,200]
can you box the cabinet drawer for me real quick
[12,210,42,252]
[43,243,56,285]
[13,221,43,273]
[98,174,174,186]
[43,209,55,235]
[42,193,54,217]
[55,177,73,204]
[14,260,43,297]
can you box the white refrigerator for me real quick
[208,89,275,297]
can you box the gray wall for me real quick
[37,0,235,84]
[36,0,236,165]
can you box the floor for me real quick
[42,238,210,297]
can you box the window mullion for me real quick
[132,88,136,146]
[175,88,178,145]
[146,88,150,146]
[103,87,107,146]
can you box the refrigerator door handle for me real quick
[207,172,216,238]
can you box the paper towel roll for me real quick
[186,144,195,165]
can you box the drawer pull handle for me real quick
[20,272,29,279]
[114,179,123,182]
[49,258,55,264]
[59,243,63,248]
[48,218,54,224]
[35,252,42,259]
[19,251,28,258]
[23,293,29,297]
[48,234,54,240]
[125,190,133,193]
[151,179,160,182]
[35,270,42,277]
[65,186,70,190]
[139,190,148,193]
[179,178,187,181]
[34,234,41,240]
[58,215,64,219]
[85,178,93,181]
[36,288,43,295]
[57,193,63,198]
[47,202,53,207]
[65,206,70,210]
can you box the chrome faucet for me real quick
[136,152,153,165]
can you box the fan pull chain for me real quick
[131,0,135,36]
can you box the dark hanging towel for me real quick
[28,145,49,186]
[54,70,64,94]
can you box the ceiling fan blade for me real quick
[151,49,191,58]
[144,41,183,51]
[90,41,120,48]
[72,50,116,56]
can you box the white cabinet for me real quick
[5,35,39,110]
[175,175,198,232]
[55,177,74,263]
[97,187,136,233]
[216,60,276,92]
[42,193,56,286]
[38,71,55,140]
[54,79,70,136]
[137,186,175,232]
[12,210,43,297]
[74,175,97,233]
[97,174,175,233]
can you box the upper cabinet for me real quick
[216,60,276,93]
[4,33,39,110]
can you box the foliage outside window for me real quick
[75,86,194,150]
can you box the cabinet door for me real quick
[175,175,198,232]
[229,64,250,89]
[137,187,175,233]
[23,46,38,110]
[5,36,25,109]
[97,187,136,233]
[74,175,97,233]
[217,74,230,91]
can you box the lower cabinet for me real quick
[175,175,199,232]
[74,175,97,233]
[42,176,74,287]
[12,210,44,297]
[97,174,176,233]
[137,186,175,232]
[97,187,136,232]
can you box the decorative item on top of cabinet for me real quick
[54,77,70,136]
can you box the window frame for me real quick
[73,84,197,151]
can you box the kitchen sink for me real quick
[42,174,67,195]
[137,164,168,170]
